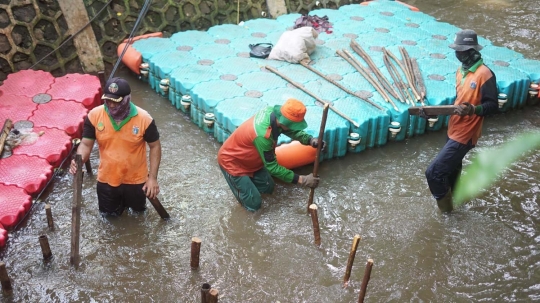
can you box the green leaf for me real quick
[453,131,540,206]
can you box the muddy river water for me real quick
[1,0,539,302]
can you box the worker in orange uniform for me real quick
[425,29,499,212]
[70,77,162,216]
[218,98,324,211]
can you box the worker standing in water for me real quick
[69,77,162,216]
[425,29,499,212]
[217,98,325,211]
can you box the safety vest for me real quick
[87,104,153,186]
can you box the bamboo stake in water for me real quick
[308,104,330,212]
[0,262,12,294]
[343,235,361,287]
[207,288,219,303]
[191,237,201,270]
[201,283,211,303]
[309,204,321,246]
[148,196,170,219]
[45,203,54,230]
[70,154,83,268]
[358,259,374,303]
[39,235,53,260]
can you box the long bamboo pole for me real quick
[300,60,386,112]
[148,196,170,219]
[383,48,421,101]
[350,40,399,100]
[411,58,427,104]
[307,104,330,212]
[70,154,83,268]
[339,49,398,110]
[264,65,360,128]
[383,54,410,105]
[399,46,424,105]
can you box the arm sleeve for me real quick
[282,129,312,145]
[476,71,499,116]
[143,120,160,143]
[82,116,96,140]
[253,136,299,183]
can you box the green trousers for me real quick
[219,166,275,211]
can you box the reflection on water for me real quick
[1,1,539,301]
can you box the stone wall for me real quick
[0,0,362,82]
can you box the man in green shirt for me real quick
[217,98,323,211]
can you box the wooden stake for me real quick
[309,204,321,246]
[0,119,13,154]
[84,160,93,176]
[191,237,201,270]
[358,259,374,303]
[45,203,54,230]
[208,288,219,303]
[70,154,83,268]
[148,196,170,219]
[307,103,330,212]
[343,235,361,287]
[201,283,211,303]
[0,262,12,293]
[39,235,53,260]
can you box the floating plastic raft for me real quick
[0,70,102,248]
[122,0,540,160]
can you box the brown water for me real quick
[1,1,540,302]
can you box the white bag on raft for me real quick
[268,27,319,64]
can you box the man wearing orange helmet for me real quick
[218,98,324,211]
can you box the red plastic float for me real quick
[276,141,317,169]
[117,32,163,75]
[0,70,102,248]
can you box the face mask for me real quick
[105,94,131,121]
[455,49,481,70]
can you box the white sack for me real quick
[268,27,319,63]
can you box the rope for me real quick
[110,0,153,79]
[29,0,113,70]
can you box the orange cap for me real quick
[281,98,306,122]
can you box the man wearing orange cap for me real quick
[218,98,324,211]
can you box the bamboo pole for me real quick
[339,49,398,110]
[411,58,427,104]
[0,262,12,293]
[191,237,201,270]
[148,196,170,219]
[207,288,219,303]
[399,46,423,105]
[350,40,400,100]
[383,54,410,105]
[343,235,361,287]
[264,65,360,128]
[201,283,211,303]
[358,259,374,303]
[70,154,83,268]
[383,48,421,101]
[300,60,386,112]
[309,204,321,246]
[84,160,93,176]
[307,104,330,212]
[0,119,13,155]
[39,235,53,260]
[45,203,54,229]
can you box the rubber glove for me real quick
[309,137,326,151]
[454,102,474,116]
[300,173,320,188]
